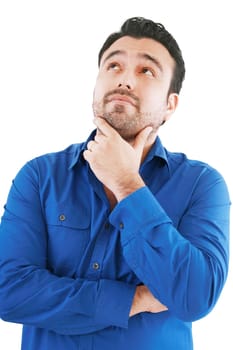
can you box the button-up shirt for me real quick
[0,131,230,350]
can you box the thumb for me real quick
[133,126,153,153]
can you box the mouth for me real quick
[106,94,137,107]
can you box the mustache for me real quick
[103,88,140,106]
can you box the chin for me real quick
[99,110,142,141]
[115,128,139,142]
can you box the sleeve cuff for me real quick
[109,187,171,245]
[96,279,136,329]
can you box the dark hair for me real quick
[98,17,185,94]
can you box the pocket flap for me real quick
[45,204,90,229]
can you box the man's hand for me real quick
[130,285,167,317]
[83,118,153,202]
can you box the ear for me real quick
[164,93,179,122]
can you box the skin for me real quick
[93,36,178,143]
[83,36,179,317]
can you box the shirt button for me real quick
[59,214,66,221]
[119,222,124,229]
[92,262,100,270]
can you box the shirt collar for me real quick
[69,130,96,169]
[143,136,168,164]
[69,129,169,170]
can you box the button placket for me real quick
[87,219,111,278]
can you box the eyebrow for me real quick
[102,50,163,73]
[139,53,163,73]
[102,50,124,65]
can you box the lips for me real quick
[107,94,136,107]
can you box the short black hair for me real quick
[98,17,185,94]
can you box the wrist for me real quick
[112,174,145,202]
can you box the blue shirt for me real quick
[0,132,230,350]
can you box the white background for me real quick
[0,1,232,349]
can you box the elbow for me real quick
[171,279,227,322]
[172,253,229,322]
[0,285,19,321]
[0,266,27,321]
[172,304,214,323]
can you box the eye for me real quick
[141,67,155,77]
[107,62,121,71]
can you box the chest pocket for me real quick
[45,204,91,277]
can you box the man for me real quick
[0,17,230,350]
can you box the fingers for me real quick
[133,126,153,152]
[85,118,113,157]
[94,132,104,143]
[86,140,96,152]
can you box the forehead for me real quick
[101,36,175,70]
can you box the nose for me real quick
[118,83,131,90]
[117,70,135,90]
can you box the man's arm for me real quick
[110,181,230,322]
[84,118,230,322]
[0,162,137,335]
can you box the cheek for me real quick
[93,82,107,114]
[94,69,119,99]
[142,87,167,108]
[93,78,108,103]
[140,92,157,112]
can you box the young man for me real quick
[0,17,230,350]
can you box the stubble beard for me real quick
[92,89,166,142]
[93,101,152,142]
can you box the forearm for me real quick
[124,226,216,321]
[0,208,135,335]
[0,260,135,335]
[110,186,230,321]
[112,173,145,203]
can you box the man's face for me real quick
[93,36,177,142]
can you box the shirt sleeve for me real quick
[0,162,135,335]
[109,168,230,322]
